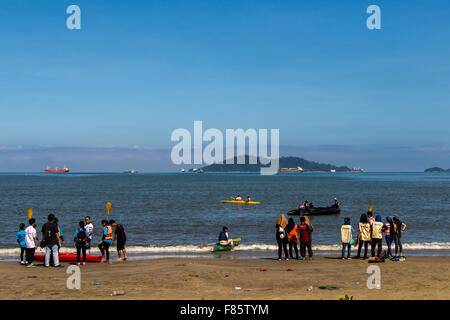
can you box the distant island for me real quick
[424,167,450,172]
[193,156,354,172]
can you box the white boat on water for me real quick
[124,169,138,174]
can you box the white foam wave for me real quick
[1,242,449,256]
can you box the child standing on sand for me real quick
[340,218,354,260]
[299,216,313,260]
[25,219,37,267]
[16,223,26,265]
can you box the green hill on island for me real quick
[424,167,450,172]
[196,156,351,172]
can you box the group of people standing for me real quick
[16,214,127,267]
[340,211,406,259]
[276,214,314,260]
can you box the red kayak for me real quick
[34,253,104,263]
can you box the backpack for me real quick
[76,228,87,245]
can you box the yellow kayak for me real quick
[221,200,261,204]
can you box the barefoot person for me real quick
[110,220,127,261]
[98,220,113,263]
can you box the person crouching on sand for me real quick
[286,218,299,259]
[110,220,127,261]
[98,220,113,263]
[218,226,234,249]
[299,216,313,260]
[340,217,354,260]
[16,223,26,265]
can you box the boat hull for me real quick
[287,206,341,216]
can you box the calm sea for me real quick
[0,172,449,259]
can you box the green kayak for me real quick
[212,240,240,252]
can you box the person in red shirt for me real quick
[298,216,313,260]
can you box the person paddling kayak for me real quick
[246,196,251,202]
[235,195,242,201]
[218,226,234,248]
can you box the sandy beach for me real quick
[0,256,448,300]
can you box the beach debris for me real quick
[93,282,101,286]
[111,290,125,296]
[307,285,313,292]
[234,287,241,290]
[287,268,293,271]
[361,273,370,276]
[260,268,266,272]
[318,285,341,290]
[27,275,37,278]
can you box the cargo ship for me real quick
[45,165,70,173]
[278,166,304,173]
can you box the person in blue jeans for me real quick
[16,223,26,265]
[383,217,394,257]
[41,214,61,267]
[340,217,354,259]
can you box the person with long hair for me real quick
[356,213,371,259]
[285,218,299,259]
[275,214,289,260]
[383,217,394,257]
[393,216,407,257]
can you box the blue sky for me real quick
[0,0,449,171]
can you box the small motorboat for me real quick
[287,205,341,216]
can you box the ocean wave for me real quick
[1,242,449,255]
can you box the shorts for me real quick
[117,239,126,251]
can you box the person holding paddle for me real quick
[218,226,234,249]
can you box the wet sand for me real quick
[0,256,448,300]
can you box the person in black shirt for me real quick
[41,214,61,267]
[110,220,127,261]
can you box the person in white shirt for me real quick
[84,216,94,253]
[25,219,37,267]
